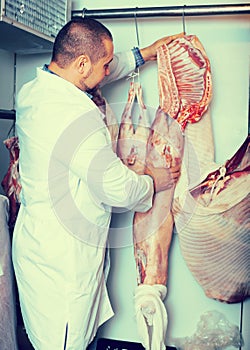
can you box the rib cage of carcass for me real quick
[158,33,250,305]
[166,38,250,305]
[158,35,212,130]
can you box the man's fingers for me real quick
[164,32,185,44]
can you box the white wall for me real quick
[0,50,15,110]
[71,1,249,348]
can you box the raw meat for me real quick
[133,107,184,285]
[173,135,250,303]
[191,134,250,200]
[157,35,212,130]
[117,82,150,174]
[174,108,218,201]
[116,35,213,349]
[133,108,183,350]
[1,136,21,232]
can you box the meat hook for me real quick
[134,7,140,47]
[133,8,141,82]
[182,4,187,34]
[81,7,87,18]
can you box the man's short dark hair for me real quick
[52,17,113,67]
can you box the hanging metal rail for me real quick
[0,109,15,120]
[72,3,250,19]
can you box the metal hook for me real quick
[7,119,16,137]
[126,71,139,81]
[182,5,186,34]
[133,8,141,81]
[82,8,87,18]
[134,8,140,47]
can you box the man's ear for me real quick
[77,54,92,75]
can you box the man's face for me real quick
[82,38,114,91]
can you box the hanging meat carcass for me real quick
[117,81,148,173]
[134,36,213,349]
[157,34,214,199]
[117,81,151,174]
[1,136,22,233]
[134,108,184,350]
[127,35,213,350]
[173,135,250,303]
[165,36,250,304]
[133,109,184,283]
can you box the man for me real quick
[12,17,181,349]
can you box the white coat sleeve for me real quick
[100,50,136,87]
[69,111,154,213]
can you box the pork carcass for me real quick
[117,81,150,175]
[116,35,213,349]
[158,35,212,130]
[164,35,250,303]
[173,135,250,303]
[133,35,212,350]
[1,136,21,232]
[134,108,184,350]
[133,108,183,286]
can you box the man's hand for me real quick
[140,33,185,62]
[145,162,181,193]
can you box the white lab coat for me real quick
[12,51,154,350]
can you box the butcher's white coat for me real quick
[12,51,154,350]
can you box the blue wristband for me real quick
[132,47,145,68]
